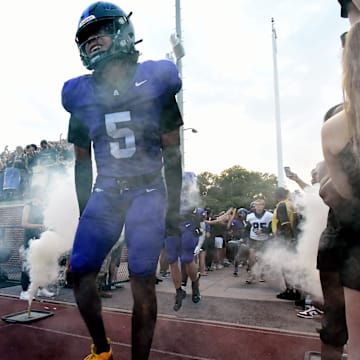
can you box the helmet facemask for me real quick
[76,14,138,70]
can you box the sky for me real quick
[0,0,350,190]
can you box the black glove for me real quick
[165,212,181,236]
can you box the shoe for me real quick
[276,289,301,300]
[297,306,324,319]
[233,272,238,277]
[173,288,186,311]
[245,273,255,284]
[37,288,55,298]
[200,272,208,276]
[98,290,112,298]
[102,284,113,291]
[84,338,113,360]
[259,276,265,282]
[160,272,171,279]
[223,259,231,267]
[192,273,201,304]
[19,291,34,301]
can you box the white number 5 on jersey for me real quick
[105,111,136,159]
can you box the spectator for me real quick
[321,9,360,358]
[35,140,57,167]
[203,208,216,271]
[205,208,233,270]
[227,208,250,276]
[12,146,29,198]
[272,187,301,301]
[3,149,23,200]
[284,166,328,321]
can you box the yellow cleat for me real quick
[84,338,113,360]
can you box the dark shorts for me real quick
[165,222,198,264]
[202,235,215,251]
[248,238,268,252]
[316,209,347,272]
[339,236,360,290]
[317,209,360,290]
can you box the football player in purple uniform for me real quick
[164,172,202,311]
[61,2,183,359]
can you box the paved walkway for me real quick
[0,264,322,335]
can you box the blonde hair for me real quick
[342,21,360,161]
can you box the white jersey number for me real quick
[105,111,136,159]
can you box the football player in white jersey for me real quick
[245,198,273,283]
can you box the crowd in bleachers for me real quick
[0,138,74,201]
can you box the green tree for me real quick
[197,165,278,213]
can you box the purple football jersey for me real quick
[62,60,182,177]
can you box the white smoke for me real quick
[180,172,202,212]
[27,167,79,305]
[259,184,328,300]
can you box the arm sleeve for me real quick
[162,144,182,215]
[67,114,92,215]
[160,95,183,222]
[67,114,91,149]
[75,159,93,216]
[159,95,183,134]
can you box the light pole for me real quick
[182,128,198,170]
[271,18,284,187]
[171,0,185,168]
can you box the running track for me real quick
[0,296,320,359]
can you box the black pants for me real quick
[21,270,30,292]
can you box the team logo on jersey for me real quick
[146,188,156,193]
[135,80,148,87]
